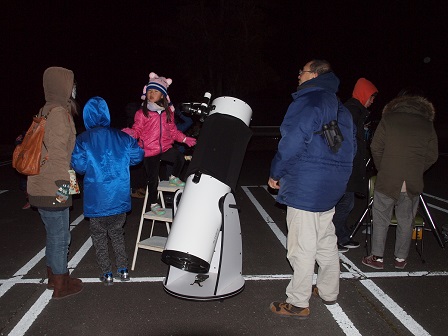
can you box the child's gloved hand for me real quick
[56,184,70,203]
[183,137,196,147]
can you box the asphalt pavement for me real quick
[1,146,447,336]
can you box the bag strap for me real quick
[36,106,53,119]
[38,108,52,154]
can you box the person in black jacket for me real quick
[333,78,378,252]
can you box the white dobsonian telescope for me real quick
[161,93,252,300]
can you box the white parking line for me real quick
[427,203,448,214]
[326,304,362,336]
[361,279,430,336]
[261,185,277,199]
[423,193,448,203]
[242,186,361,335]
[3,269,448,287]
[0,214,84,300]
[68,237,92,269]
[242,186,286,248]
[9,216,91,336]
[242,185,437,336]
[3,187,445,335]
[8,290,53,336]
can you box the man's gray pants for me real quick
[371,190,419,260]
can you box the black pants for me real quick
[143,147,185,204]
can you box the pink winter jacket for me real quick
[122,108,187,157]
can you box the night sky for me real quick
[2,1,447,146]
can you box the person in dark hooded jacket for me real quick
[362,90,438,270]
[334,78,378,252]
[268,60,356,319]
[71,96,144,284]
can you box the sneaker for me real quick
[22,202,31,210]
[341,240,360,249]
[270,301,310,319]
[169,176,185,187]
[362,255,384,270]
[117,268,130,281]
[150,204,166,216]
[394,258,407,269]
[312,285,337,305]
[100,272,114,285]
[338,244,349,253]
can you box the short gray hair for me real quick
[309,60,332,75]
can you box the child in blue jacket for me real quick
[71,97,144,284]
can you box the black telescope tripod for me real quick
[350,179,445,251]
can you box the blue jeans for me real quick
[38,208,71,274]
[332,192,355,245]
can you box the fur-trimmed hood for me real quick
[382,96,435,122]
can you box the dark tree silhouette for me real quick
[160,0,279,100]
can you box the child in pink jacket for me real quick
[123,72,196,215]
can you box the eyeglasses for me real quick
[299,69,314,75]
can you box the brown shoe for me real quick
[312,285,337,305]
[47,266,82,290]
[52,273,83,299]
[270,301,309,319]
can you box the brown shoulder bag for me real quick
[12,110,50,175]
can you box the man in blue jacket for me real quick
[268,60,356,319]
[71,97,144,285]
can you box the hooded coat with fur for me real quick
[370,95,438,200]
[27,67,77,208]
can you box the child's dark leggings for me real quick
[89,213,127,274]
[143,147,185,204]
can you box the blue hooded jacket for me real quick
[71,97,144,218]
[270,72,356,212]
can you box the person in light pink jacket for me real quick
[123,72,196,215]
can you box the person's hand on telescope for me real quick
[183,137,197,147]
